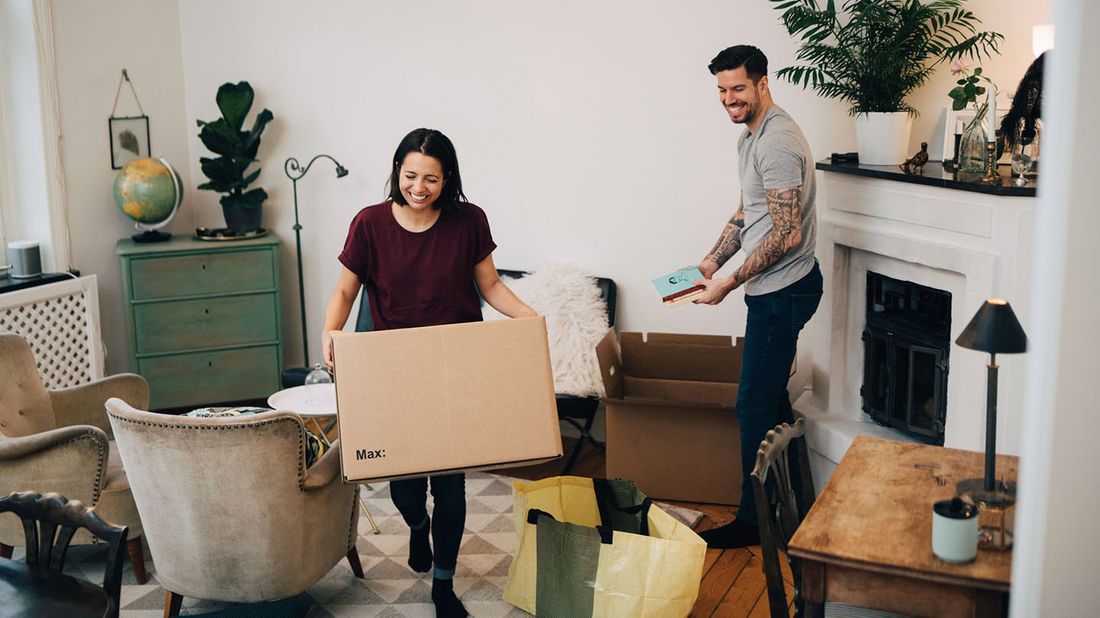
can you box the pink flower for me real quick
[950,59,968,76]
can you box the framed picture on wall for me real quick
[108,115,150,169]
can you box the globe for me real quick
[113,157,183,242]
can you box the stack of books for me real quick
[651,267,706,305]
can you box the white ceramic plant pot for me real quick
[855,112,913,165]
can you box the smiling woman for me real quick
[320,127,536,618]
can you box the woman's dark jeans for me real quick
[735,261,822,523]
[390,473,466,572]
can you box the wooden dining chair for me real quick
[0,491,128,618]
[750,419,816,618]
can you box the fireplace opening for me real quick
[862,272,951,445]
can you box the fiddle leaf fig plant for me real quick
[196,81,274,210]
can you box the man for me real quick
[692,45,823,549]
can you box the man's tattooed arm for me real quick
[728,186,803,289]
[701,195,745,274]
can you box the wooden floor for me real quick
[498,438,795,618]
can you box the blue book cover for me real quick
[651,267,706,305]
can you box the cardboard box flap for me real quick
[641,332,734,346]
[623,376,738,406]
[595,328,623,400]
[620,332,742,383]
[332,317,562,482]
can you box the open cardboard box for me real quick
[332,317,563,483]
[596,330,744,505]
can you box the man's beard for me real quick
[727,87,760,124]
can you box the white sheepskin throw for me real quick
[483,264,608,397]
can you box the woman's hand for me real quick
[322,330,337,370]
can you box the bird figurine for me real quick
[901,142,929,175]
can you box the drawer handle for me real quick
[208,361,213,367]
[204,308,210,315]
[201,263,207,271]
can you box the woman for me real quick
[322,128,535,617]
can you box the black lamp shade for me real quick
[956,299,1028,354]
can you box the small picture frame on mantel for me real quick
[109,115,150,169]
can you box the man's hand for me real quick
[698,258,719,279]
[692,276,738,305]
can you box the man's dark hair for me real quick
[388,128,467,211]
[708,45,768,81]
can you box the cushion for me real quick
[483,264,608,397]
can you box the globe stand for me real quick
[115,156,184,245]
[132,230,172,243]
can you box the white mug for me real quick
[932,497,978,563]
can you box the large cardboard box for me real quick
[332,317,563,482]
[596,330,743,505]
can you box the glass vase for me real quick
[1009,119,1037,186]
[958,102,990,174]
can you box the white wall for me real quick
[49,0,192,373]
[172,0,1048,373]
[38,0,1048,376]
[1011,0,1100,614]
[175,0,834,369]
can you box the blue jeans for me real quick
[735,261,822,523]
[390,473,466,572]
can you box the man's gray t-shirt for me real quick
[737,104,816,296]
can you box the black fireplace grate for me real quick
[862,272,951,445]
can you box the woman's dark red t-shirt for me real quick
[338,200,496,330]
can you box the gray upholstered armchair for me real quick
[105,398,362,615]
[0,333,149,583]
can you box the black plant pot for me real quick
[222,203,263,233]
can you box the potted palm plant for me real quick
[768,0,1002,165]
[196,81,274,232]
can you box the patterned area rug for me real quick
[22,473,703,617]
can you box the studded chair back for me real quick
[750,419,816,618]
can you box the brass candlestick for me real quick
[981,141,1000,184]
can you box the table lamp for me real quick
[281,154,348,387]
[955,299,1028,492]
[955,298,1027,549]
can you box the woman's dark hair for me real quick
[387,128,467,211]
[708,45,768,82]
[999,52,1045,149]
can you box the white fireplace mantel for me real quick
[795,165,1037,482]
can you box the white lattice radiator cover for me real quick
[0,275,103,388]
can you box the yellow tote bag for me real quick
[504,476,706,617]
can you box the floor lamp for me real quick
[281,154,348,387]
[955,298,1028,549]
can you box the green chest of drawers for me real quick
[117,236,283,409]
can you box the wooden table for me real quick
[788,436,1016,618]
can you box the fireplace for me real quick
[862,272,951,445]
[794,164,1035,485]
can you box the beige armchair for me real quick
[0,333,149,583]
[105,398,362,615]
